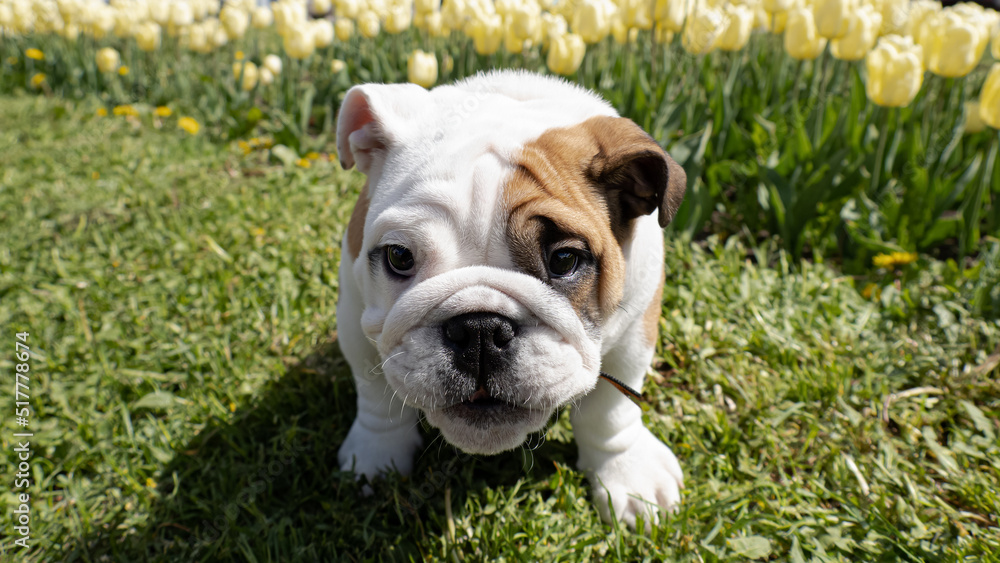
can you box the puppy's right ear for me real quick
[336,83,429,174]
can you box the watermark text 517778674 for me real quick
[11,331,33,550]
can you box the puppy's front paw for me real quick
[337,419,422,480]
[581,428,684,529]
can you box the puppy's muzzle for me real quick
[443,313,518,386]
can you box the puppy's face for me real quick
[338,78,684,454]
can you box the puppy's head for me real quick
[337,72,685,455]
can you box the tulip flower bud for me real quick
[980,63,1000,130]
[169,1,193,27]
[385,4,412,33]
[963,101,985,135]
[866,34,923,108]
[716,4,753,52]
[682,4,724,55]
[922,11,983,79]
[220,5,249,39]
[134,21,161,51]
[763,0,792,13]
[251,6,273,28]
[407,49,438,88]
[358,10,380,38]
[335,0,360,18]
[830,4,880,61]
[233,60,258,91]
[331,59,346,73]
[813,0,854,40]
[573,0,615,44]
[283,25,315,58]
[469,13,503,55]
[784,7,826,60]
[541,12,568,45]
[313,0,332,15]
[878,0,907,36]
[312,18,334,47]
[259,67,275,86]
[95,47,120,73]
[334,17,353,40]
[546,32,585,75]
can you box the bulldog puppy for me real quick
[335,70,686,528]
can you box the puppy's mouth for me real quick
[443,387,526,425]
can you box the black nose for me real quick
[442,313,517,379]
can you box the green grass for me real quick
[1,95,999,561]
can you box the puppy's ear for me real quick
[336,83,429,174]
[586,117,687,231]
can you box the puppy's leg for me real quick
[336,255,422,480]
[571,308,683,529]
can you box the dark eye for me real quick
[548,248,579,277]
[386,245,415,276]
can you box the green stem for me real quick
[870,107,892,196]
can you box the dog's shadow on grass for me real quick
[81,339,572,561]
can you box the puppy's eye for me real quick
[548,248,580,277]
[385,245,415,276]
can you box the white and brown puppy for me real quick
[335,70,685,527]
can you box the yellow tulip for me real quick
[655,0,687,32]
[469,13,503,55]
[134,21,161,51]
[654,22,674,43]
[263,54,283,75]
[424,11,446,36]
[220,5,249,39]
[865,35,923,108]
[763,0,792,13]
[232,61,259,91]
[908,0,940,44]
[416,0,440,13]
[335,17,354,40]
[385,4,412,34]
[283,25,315,58]
[573,0,615,44]
[313,0,332,15]
[312,19,335,47]
[625,0,653,29]
[358,10,380,38]
[784,7,826,60]
[407,49,438,88]
[504,17,525,53]
[251,7,273,28]
[980,63,1000,130]
[994,26,1000,60]
[336,0,360,18]
[169,1,194,27]
[922,11,983,79]
[95,47,120,73]
[716,4,753,52]
[682,4,724,55]
[546,32,586,75]
[541,12,568,45]
[878,0,907,36]
[259,67,275,86]
[830,4,881,61]
[331,59,347,73]
[510,3,540,41]
[812,0,855,40]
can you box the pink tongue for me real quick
[469,387,488,402]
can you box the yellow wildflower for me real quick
[7,56,19,65]
[178,117,200,135]
[235,50,245,60]
[96,107,108,117]
[92,171,100,180]
[118,65,129,76]
[861,283,881,300]
[229,402,237,412]
[154,106,172,117]
[296,158,311,168]
[30,73,46,88]
[305,151,320,160]
[238,140,252,155]
[26,48,44,60]
[872,251,918,269]
[113,105,139,117]
[146,478,157,488]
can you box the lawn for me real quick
[1,94,999,561]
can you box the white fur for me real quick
[335,70,683,528]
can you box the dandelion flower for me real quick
[26,48,44,60]
[872,251,918,269]
[118,65,129,76]
[30,73,46,88]
[178,116,201,135]
[296,157,311,168]
[154,106,172,117]
[96,107,108,117]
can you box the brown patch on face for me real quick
[346,181,370,261]
[503,116,685,320]
[642,262,666,346]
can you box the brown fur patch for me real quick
[346,181,370,260]
[503,116,682,320]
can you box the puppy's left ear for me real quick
[586,117,687,230]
